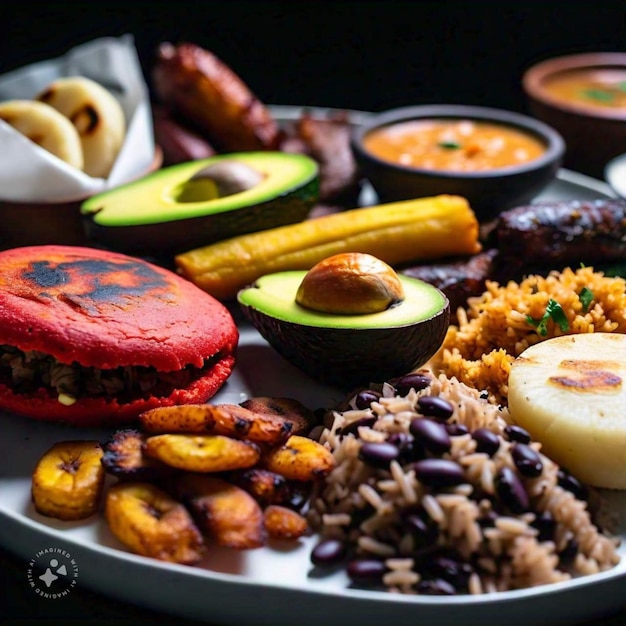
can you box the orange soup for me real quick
[543,68,626,110]
[363,119,546,172]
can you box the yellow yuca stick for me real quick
[175,194,481,300]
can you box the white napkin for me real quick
[0,35,155,202]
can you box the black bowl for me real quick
[351,104,565,221]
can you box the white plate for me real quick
[0,109,623,626]
[604,152,626,199]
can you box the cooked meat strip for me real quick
[281,110,363,209]
[399,249,500,312]
[492,199,626,274]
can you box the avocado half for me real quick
[81,151,319,256]
[238,271,450,389]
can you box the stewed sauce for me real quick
[363,119,546,172]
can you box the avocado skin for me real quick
[240,295,450,389]
[83,176,318,257]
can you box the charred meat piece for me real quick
[282,110,363,210]
[493,199,626,274]
[152,42,282,152]
[400,249,500,312]
[152,104,216,166]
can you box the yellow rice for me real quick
[431,266,626,403]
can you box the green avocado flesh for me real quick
[82,152,318,225]
[238,271,447,328]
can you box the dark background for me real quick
[2,1,626,115]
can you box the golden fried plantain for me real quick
[173,473,265,549]
[152,42,281,152]
[210,403,294,445]
[228,467,293,506]
[101,428,175,481]
[31,440,105,520]
[239,396,319,436]
[263,504,309,540]
[139,404,217,434]
[144,433,260,473]
[139,402,293,446]
[104,482,205,563]
[262,435,335,482]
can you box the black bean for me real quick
[339,416,377,437]
[445,423,469,437]
[472,428,501,456]
[427,556,473,590]
[413,458,465,488]
[409,418,451,455]
[495,466,529,514]
[531,511,556,542]
[417,395,455,421]
[557,469,588,501]
[311,538,347,566]
[387,432,415,463]
[416,578,457,595]
[477,509,499,528]
[354,389,382,410]
[559,537,579,564]
[358,441,400,468]
[512,443,543,477]
[391,372,432,396]
[403,509,439,548]
[504,424,531,444]
[346,559,387,584]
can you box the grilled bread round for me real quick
[0,245,238,426]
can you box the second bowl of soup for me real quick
[351,105,564,221]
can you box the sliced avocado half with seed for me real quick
[238,269,450,388]
[81,151,319,256]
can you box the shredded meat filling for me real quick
[0,345,218,402]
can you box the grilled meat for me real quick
[492,199,626,274]
[400,249,499,312]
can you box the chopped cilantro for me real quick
[578,286,593,312]
[526,299,570,337]
[438,140,461,149]
[582,88,615,103]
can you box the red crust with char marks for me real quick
[0,245,239,425]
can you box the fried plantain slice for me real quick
[104,482,205,563]
[31,440,105,520]
[228,467,313,511]
[144,433,260,472]
[101,428,175,481]
[210,403,294,445]
[263,504,309,540]
[228,467,292,506]
[138,404,217,434]
[139,402,293,446]
[262,435,335,482]
[173,473,265,549]
[239,396,319,436]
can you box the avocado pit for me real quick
[176,160,266,203]
[296,252,406,314]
